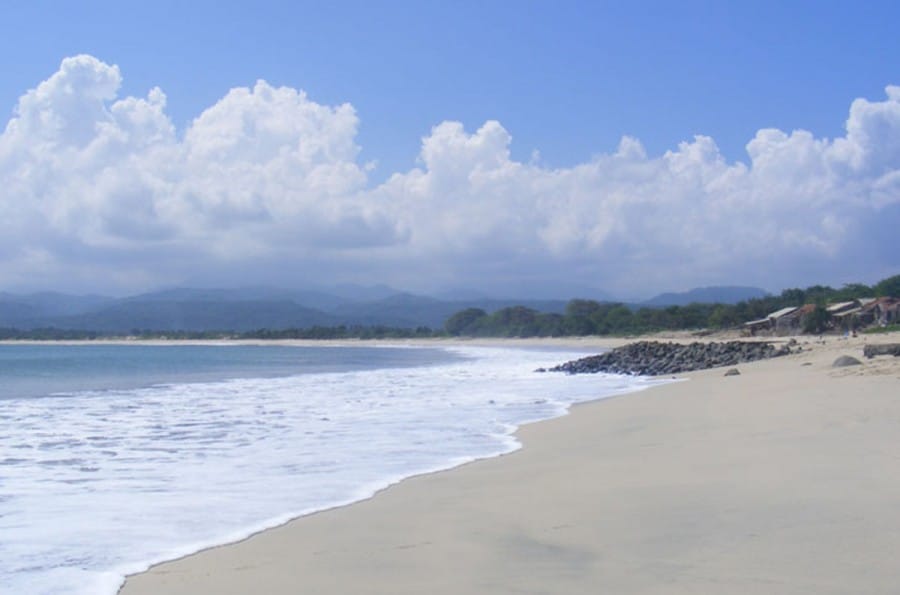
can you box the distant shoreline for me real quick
[0,329,764,348]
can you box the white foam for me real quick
[0,345,661,595]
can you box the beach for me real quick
[120,333,900,594]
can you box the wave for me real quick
[0,345,659,595]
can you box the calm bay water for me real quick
[0,343,655,595]
[0,343,459,400]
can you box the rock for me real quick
[549,341,791,377]
[832,355,862,368]
[863,343,900,358]
[724,368,741,376]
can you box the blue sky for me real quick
[0,1,898,297]
[6,1,897,175]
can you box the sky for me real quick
[0,0,898,299]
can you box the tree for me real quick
[780,288,807,306]
[563,299,603,335]
[874,274,900,298]
[536,313,565,337]
[804,285,836,304]
[444,308,487,336]
[708,305,740,328]
[802,305,831,334]
[604,305,635,333]
[489,306,541,337]
[565,299,604,318]
[834,283,874,300]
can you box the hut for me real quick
[744,306,798,336]
[775,304,816,335]
[860,297,900,327]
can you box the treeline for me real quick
[0,328,105,340]
[444,274,900,337]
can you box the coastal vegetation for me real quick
[864,323,900,335]
[444,274,900,337]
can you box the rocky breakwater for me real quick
[549,340,792,376]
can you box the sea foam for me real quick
[0,345,657,595]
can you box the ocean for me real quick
[0,343,656,594]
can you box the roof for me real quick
[767,306,798,320]
[797,303,817,315]
[744,317,771,327]
[781,303,816,319]
[827,301,857,313]
[861,296,900,311]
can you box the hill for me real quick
[0,287,566,332]
[642,286,769,307]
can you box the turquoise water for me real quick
[0,343,459,400]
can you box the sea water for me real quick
[0,343,657,594]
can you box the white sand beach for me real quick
[120,333,900,594]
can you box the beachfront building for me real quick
[744,298,896,336]
[826,301,860,316]
[860,297,900,327]
[743,306,798,336]
[775,304,817,335]
[826,301,862,332]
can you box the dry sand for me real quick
[120,333,900,595]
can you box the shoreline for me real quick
[0,330,779,349]
[120,333,900,594]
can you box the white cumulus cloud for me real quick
[0,54,897,296]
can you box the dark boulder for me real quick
[832,355,863,368]
[863,344,900,358]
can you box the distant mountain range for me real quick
[0,287,567,332]
[0,285,769,333]
[641,286,769,307]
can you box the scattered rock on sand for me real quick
[863,344,900,358]
[832,355,863,368]
[724,368,741,376]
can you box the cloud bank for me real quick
[0,55,897,296]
